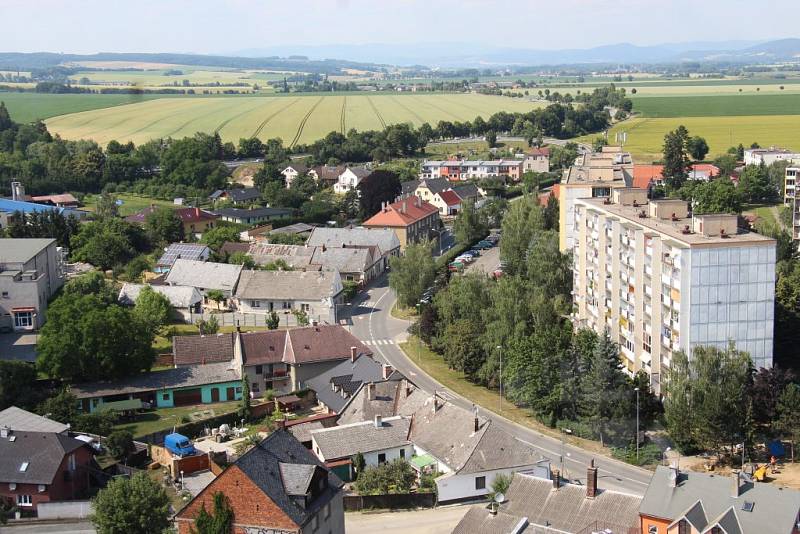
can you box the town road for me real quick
[342,275,654,496]
[0,522,95,533]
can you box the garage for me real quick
[172,388,202,407]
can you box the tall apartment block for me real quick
[557,146,634,251]
[785,166,800,240]
[572,189,775,392]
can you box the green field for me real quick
[44,93,545,147]
[0,92,177,123]
[632,93,800,117]
[82,193,177,216]
[600,115,800,162]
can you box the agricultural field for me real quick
[67,66,291,87]
[44,93,545,147]
[0,91,176,122]
[631,93,800,117]
[600,115,800,162]
[81,193,177,216]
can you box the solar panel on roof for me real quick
[157,243,208,267]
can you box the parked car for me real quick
[474,241,493,250]
[448,261,464,272]
[468,249,481,257]
[455,255,473,263]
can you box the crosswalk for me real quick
[363,338,395,346]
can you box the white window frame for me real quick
[14,311,33,329]
[16,494,32,507]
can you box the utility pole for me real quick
[635,387,640,462]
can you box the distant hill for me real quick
[0,52,386,75]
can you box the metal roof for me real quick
[0,238,56,264]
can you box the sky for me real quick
[1,0,799,55]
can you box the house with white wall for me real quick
[310,415,412,481]
[333,167,371,194]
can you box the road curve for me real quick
[342,276,654,496]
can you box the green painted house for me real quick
[71,361,243,413]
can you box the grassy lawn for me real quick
[114,400,241,437]
[391,304,419,321]
[743,203,779,226]
[399,336,619,459]
[82,192,177,216]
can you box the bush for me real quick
[354,459,417,495]
[611,442,663,467]
[105,430,134,460]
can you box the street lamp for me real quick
[634,387,640,462]
[496,345,503,412]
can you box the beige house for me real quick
[362,197,442,250]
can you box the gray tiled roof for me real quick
[451,507,526,534]
[71,361,241,399]
[165,260,243,293]
[336,379,428,426]
[279,462,317,496]
[310,416,410,460]
[0,407,68,434]
[246,243,315,269]
[306,227,400,256]
[212,207,293,220]
[0,431,86,485]
[502,472,641,533]
[310,246,377,275]
[235,270,342,301]
[230,429,343,528]
[119,283,202,309]
[270,223,314,235]
[640,466,800,534]
[305,354,388,413]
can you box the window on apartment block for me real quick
[13,311,32,328]
[475,476,486,490]
[16,495,32,507]
[378,453,386,464]
[643,333,652,354]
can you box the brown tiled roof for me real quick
[125,206,218,224]
[241,330,286,365]
[286,325,372,364]
[173,333,235,366]
[220,242,250,256]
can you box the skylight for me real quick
[19,462,29,472]
[741,501,755,512]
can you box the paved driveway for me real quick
[0,333,38,362]
[463,245,500,275]
[345,505,469,534]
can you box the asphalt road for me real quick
[343,275,654,496]
[0,522,95,533]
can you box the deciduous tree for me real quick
[389,242,436,308]
[91,472,170,534]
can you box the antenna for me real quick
[494,493,506,503]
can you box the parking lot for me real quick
[463,242,501,275]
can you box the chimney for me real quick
[367,383,375,401]
[0,425,10,439]
[331,382,336,392]
[732,470,741,498]
[350,346,357,363]
[669,464,679,488]
[552,469,561,490]
[432,392,440,413]
[382,364,393,380]
[473,405,479,433]
[322,244,326,252]
[276,417,286,430]
[195,207,201,217]
[374,415,382,428]
[402,378,412,398]
[586,459,598,499]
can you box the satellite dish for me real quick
[494,493,506,503]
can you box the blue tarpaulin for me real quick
[769,440,786,457]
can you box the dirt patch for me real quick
[231,163,260,187]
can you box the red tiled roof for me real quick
[285,325,372,364]
[241,330,286,365]
[173,333,235,366]
[362,198,439,228]
[438,190,462,206]
[538,190,555,207]
[126,206,219,224]
[527,147,550,157]
[633,163,722,189]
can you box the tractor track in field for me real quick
[366,95,387,129]
[162,99,245,139]
[251,98,301,138]
[416,97,460,121]
[214,98,271,134]
[289,96,324,147]
[388,95,425,124]
[340,96,347,133]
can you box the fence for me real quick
[343,492,436,511]
[135,410,246,444]
[36,500,93,520]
